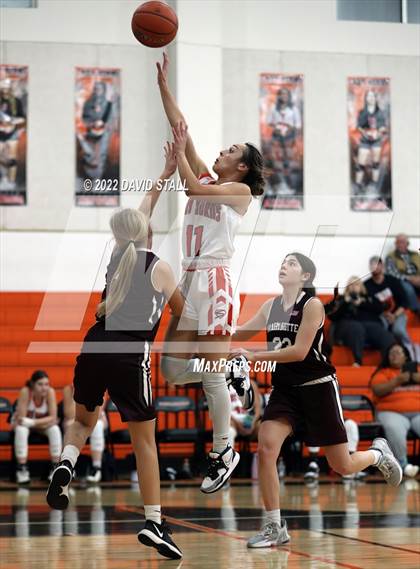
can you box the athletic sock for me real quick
[144,505,162,525]
[370,449,382,466]
[202,372,231,454]
[265,509,281,525]
[60,444,80,469]
[92,459,102,469]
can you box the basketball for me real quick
[131,1,178,48]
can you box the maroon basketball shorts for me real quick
[262,379,348,447]
[73,326,155,422]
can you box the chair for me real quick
[154,396,200,462]
[0,396,13,446]
[341,394,383,441]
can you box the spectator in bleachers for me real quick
[370,343,420,478]
[385,234,420,315]
[325,277,395,366]
[12,370,62,484]
[62,384,106,483]
[365,256,413,352]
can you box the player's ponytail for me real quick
[290,252,316,297]
[241,143,265,197]
[97,208,148,319]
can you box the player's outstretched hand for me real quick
[229,347,256,362]
[172,121,188,154]
[156,51,169,87]
[163,141,177,176]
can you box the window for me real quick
[337,0,402,23]
[407,0,420,23]
[0,0,37,7]
[337,0,420,23]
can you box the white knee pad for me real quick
[14,425,30,460]
[344,419,359,453]
[160,356,202,385]
[45,425,63,458]
[90,419,105,453]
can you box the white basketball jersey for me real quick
[182,174,243,269]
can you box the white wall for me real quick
[1,0,419,292]
[4,0,417,56]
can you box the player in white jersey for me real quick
[156,53,265,493]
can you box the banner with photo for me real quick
[347,77,392,211]
[0,65,28,205]
[75,67,120,207]
[260,73,304,210]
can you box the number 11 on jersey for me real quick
[186,225,204,257]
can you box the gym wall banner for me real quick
[347,77,392,212]
[0,65,28,206]
[260,73,304,210]
[75,67,121,207]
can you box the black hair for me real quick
[241,143,265,197]
[288,252,317,297]
[370,342,411,382]
[26,369,49,388]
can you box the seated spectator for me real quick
[62,384,107,483]
[12,370,62,484]
[370,343,420,478]
[325,277,395,366]
[365,256,413,353]
[385,234,420,315]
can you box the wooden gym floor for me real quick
[0,478,419,569]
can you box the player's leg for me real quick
[47,403,101,510]
[41,424,63,479]
[14,424,31,483]
[324,438,402,486]
[304,447,320,481]
[199,333,240,493]
[377,411,412,471]
[160,314,202,385]
[247,419,292,548]
[87,418,105,483]
[130,419,182,560]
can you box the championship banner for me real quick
[75,67,120,207]
[347,77,392,211]
[260,73,304,210]
[0,65,28,206]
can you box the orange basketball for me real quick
[131,1,178,48]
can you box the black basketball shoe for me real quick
[137,519,182,560]
[46,460,74,510]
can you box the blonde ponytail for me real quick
[97,209,149,318]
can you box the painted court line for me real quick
[316,530,420,556]
[121,506,363,569]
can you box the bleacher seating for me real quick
[0,291,418,463]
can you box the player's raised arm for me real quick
[138,141,176,218]
[235,298,324,363]
[157,52,209,177]
[231,299,274,343]
[172,122,251,213]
